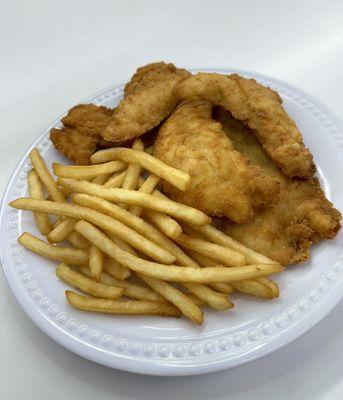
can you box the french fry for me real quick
[189,224,278,265]
[10,198,175,264]
[29,149,65,202]
[231,280,274,299]
[121,139,144,191]
[103,256,131,281]
[142,188,183,239]
[146,236,233,309]
[27,170,51,235]
[185,294,205,306]
[130,175,160,217]
[89,244,104,282]
[139,275,203,324]
[143,209,182,239]
[66,291,181,317]
[104,233,204,323]
[184,227,280,298]
[67,231,89,250]
[184,283,234,311]
[56,264,123,299]
[52,161,126,179]
[18,233,88,265]
[47,218,76,243]
[106,231,138,253]
[106,228,232,310]
[176,233,245,266]
[91,147,190,191]
[57,178,210,225]
[103,170,127,188]
[79,267,164,301]
[58,186,73,197]
[72,194,179,261]
[185,249,220,267]
[256,277,279,298]
[211,282,235,295]
[74,221,283,283]
[186,249,275,298]
[185,250,235,295]
[92,173,113,184]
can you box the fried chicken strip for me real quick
[50,104,114,164]
[215,109,341,265]
[175,73,315,178]
[154,100,280,224]
[101,62,191,143]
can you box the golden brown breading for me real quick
[50,128,98,165]
[154,100,280,224]
[50,104,114,164]
[215,109,341,265]
[101,62,191,143]
[175,73,315,179]
[124,62,178,97]
[61,104,113,135]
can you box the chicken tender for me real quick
[215,109,341,265]
[124,62,179,97]
[154,100,280,224]
[50,104,114,164]
[175,73,315,178]
[101,62,190,143]
[50,128,98,165]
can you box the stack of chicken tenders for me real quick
[50,62,341,266]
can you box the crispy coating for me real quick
[50,128,98,165]
[215,109,341,265]
[50,104,114,164]
[124,62,179,97]
[154,100,280,224]
[175,73,315,178]
[61,104,113,136]
[101,62,191,143]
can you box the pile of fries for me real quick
[10,140,283,324]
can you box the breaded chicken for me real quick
[50,104,114,164]
[101,62,190,143]
[154,100,280,224]
[50,128,98,165]
[124,62,179,97]
[175,73,315,178]
[215,109,341,265]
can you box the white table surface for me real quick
[1,0,343,398]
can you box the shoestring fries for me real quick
[90,147,190,191]
[27,170,51,235]
[10,144,284,324]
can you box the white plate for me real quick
[1,69,343,376]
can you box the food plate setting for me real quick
[1,66,343,376]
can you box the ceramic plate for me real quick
[1,69,343,376]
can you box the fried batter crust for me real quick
[155,100,280,224]
[101,62,190,143]
[50,104,113,164]
[215,109,341,265]
[175,73,315,178]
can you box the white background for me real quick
[1,0,343,398]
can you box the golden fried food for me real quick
[215,109,341,265]
[61,104,113,137]
[175,73,315,178]
[50,128,97,165]
[101,62,190,143]
[50,104,114,164]
[124,62,179,97]
[154,100,280,223]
